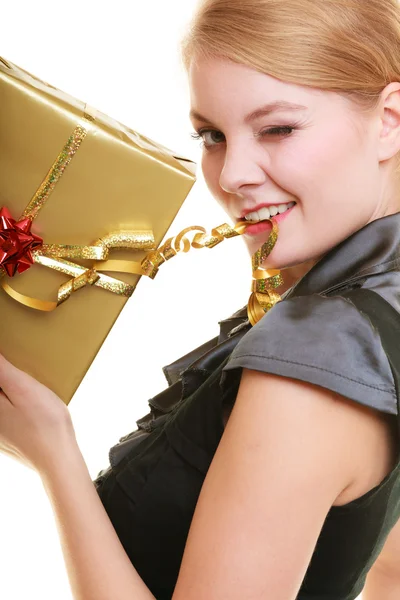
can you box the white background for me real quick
[0,1,251,598]
[0,2,365,599]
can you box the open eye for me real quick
[191,129,225,148]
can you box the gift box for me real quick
[0,56,196,405]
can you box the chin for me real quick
[261,252,322,274]
[260,252,308,271]
[260,261,291,271]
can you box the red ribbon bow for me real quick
[0,206,44,277]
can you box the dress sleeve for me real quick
[220,293,397,415]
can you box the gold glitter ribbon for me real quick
[247,218,283,325]
[139,217,283,326]
[0,107,282,321]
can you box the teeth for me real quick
[269,206,279,216]
[244,201,295,222]
[245,211,260,221]
[258,207,271,220]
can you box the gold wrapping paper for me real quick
[0,56,196,405]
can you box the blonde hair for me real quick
[181,0,400,174]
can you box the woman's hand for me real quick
[0,352,76,475]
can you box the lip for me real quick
[241,204,296,235]
[239,201,296,220]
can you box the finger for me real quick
[0,353,24,398]
[0,386,12,409]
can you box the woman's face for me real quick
[188,56,399,270]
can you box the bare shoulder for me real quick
[224,369,399,508]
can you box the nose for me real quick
[219,142,267,195]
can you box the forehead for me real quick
[188,55,349,122]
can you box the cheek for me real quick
[201,153,227,208]
[277,124,360,201]
[302,125,376,222]
[201,152,219,189]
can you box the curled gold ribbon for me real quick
[139,216,282,325]
[1,212,282,321]
[247,218,283,325]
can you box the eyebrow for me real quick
[189,101,308,124]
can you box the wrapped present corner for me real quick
[0,56,197,405]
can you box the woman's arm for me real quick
[38,368,369,600]
[40,441,156,600]
[171,369,366,600]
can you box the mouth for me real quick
[238,201,297,223]
[238,201,297,236]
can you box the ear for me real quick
[377,82,400,163]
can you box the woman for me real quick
[1,0,400,598]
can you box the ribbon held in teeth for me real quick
[139,217,283,325]
[1,209,282,320]
[247,218,283,325]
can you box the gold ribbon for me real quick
[139,217,283,325]
[0,107,283,322]
[247,218,283,325]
